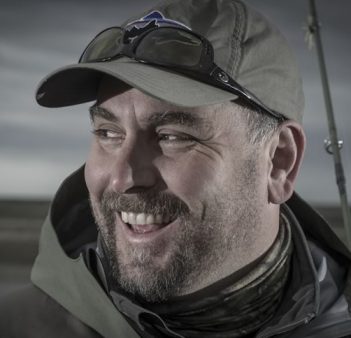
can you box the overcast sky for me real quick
[1,0,350,204]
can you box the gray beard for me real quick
[90,157,260,303]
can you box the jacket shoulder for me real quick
[0,283,102,338]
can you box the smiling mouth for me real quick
[120,211,174,234]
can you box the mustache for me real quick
[100,191,190,219]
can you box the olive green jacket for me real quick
[1,166,351,337]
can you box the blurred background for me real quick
[1,0,350,296]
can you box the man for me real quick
[1,0,351,337]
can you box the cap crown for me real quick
[123,0,304,121]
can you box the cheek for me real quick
[84,145,110,200]
[159,154,222,203]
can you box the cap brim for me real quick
[36,57,238,108]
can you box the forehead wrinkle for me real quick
[89,104,119,123]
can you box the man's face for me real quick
[85,77,270,302]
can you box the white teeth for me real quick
[155,214,163,224]
[146,214,155,224]
[120,212,171,225]
[121,212,128,223]
[128,213,136,224]
[136,213,146,225]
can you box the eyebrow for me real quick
[89,105,207,130]
[147,111,205,129]
[89,104,119,123]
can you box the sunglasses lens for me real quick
[80,28,123,63]
[135,28,203,67]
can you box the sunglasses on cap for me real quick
[79,25,284,120]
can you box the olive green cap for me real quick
[36,0,304,122]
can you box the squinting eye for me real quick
[92,129,117,138]
[92,129,124,144]
[158,133,195,145]
[159,134,181,142]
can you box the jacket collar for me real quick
[31,166,140,338]
[31,165,351,337]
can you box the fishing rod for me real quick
[307,0,351,248]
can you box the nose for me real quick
[110,136,159,193]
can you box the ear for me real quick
[267,120,306,204]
